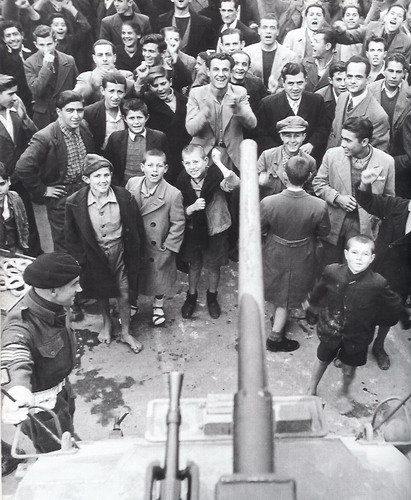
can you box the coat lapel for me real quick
[139,178,167,216]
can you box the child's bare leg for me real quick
[372,325,390,370]
[337,363,356,412]
[118,290,142,353]
[98,298,112,344]
[307,359,329,395]
[270,306,288,340]
[206,266,221,318]
[188,264,202,294]
[207,267,220,293]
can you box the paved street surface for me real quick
[2,261,411,497]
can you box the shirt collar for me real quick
[87,186,116,206]
[381,80,400,95]
[351,88,368,108]
[58,117,81,136]
[128,128,146,141]
[25,289,66,325]
[141,178,160,197]
[286,95,301,109]
[105,107,123,123]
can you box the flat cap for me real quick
[276,116,308,133]
[82,154,113,177]
[24,252,81,289]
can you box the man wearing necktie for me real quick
[356,169,411,370]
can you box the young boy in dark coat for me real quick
[306,234,403,413]
[65,154,145,353]
[176,145,239,319]
[261,156,330,353]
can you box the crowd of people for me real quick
[1,0,411,470]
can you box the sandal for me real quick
[152,306,166,326]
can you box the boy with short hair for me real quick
[126,149,185,326]
[0,162,29,254]
[176,145,239,319]
[104,98,170,186]
[306,234,403,412]
[65,153,145,353]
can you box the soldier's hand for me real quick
[2,386,34,425]
[44,185,67,198]
[336,194,357,212]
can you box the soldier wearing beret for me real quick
[1,252,82,453]
[65,154,145,353]
[257,115,317,200]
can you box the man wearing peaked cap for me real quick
[2,252,82,452]
[257,114,317,199]
[65,153,145,354]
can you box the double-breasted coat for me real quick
[125,177,185,296]
[65,185,145,299]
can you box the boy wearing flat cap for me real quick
[1,252,82,452]
[65,154,145,353]
[257,115,317,200]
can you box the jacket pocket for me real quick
[38,335,64,359]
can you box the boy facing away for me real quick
[306,234,403,413]
[126,149,185,326]
[176,145,239,319]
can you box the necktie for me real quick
[346,97,353,113]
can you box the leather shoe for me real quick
[207,290,221,319]
[266,336,300,352]
[372,345,390,370]
[181,292,197,319]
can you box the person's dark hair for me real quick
[281,62,307,81]
[387,2,406,18]
[121,98,148,117]
[101,71,127,89]
[365,35,386,52]
[0,74,18,93]
[140,33,167,53]
[206,52,235,69]
[48,11,68,26]
[197,51,209,62]
[144,148,167,162]
[305,2,325,16]
[315,27,336,49]
[221,28,243,43]
[346,55,371,77]
[0,20,23,40]
[346,234,375,253]
[329,61,346,78]
[0,161,8,179]
[146,66,170,86]
[342,4,361,18]
[160,26,180,37]
[259,12,278,24]
[33,24,54,41]
[55,90,83,109]
[121,19,141,37]
[342,116,373,141]
[385,51,409,72]
[284,156,311,186]
[231,49,251,64]
[93,39,115,54]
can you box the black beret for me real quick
[82,154,113,177]
[24,252,81,289]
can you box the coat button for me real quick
[150,222,156,227]
[151,241,156,245]
[50,351,55,355]
[149,257,154,262]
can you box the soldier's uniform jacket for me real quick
[1,288,76,393]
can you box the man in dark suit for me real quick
[256,62,331,163]
[104,98,170,186]
[155,0,213,57]
[315,61,347,124]
[83,72,127,154]
[216,0,259,50]
[0,20,33,115]
[135,66,191,183]
[24,25,78,129]
[99,0,152,46]
[16,91,94,251]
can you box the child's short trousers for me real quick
[317,340,368,367]
[104,240,129,295]
[182,230,229,270]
